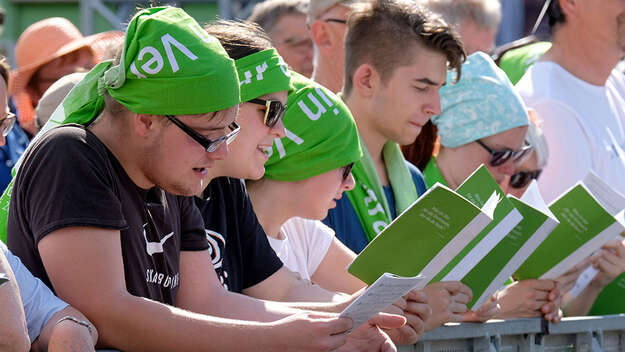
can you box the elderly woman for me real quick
[508,111,549,198]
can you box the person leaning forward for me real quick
[5,7,403,351]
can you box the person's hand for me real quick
[337,313,405,352]
[589,239,625,288]
[423,281,472,330]
[547,260,591,322]
[271,312,354,351]
[382,289,430,345]
[496,279,556,319]
[462,293,500,322]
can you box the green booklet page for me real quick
[347,183,495,285]
[0,273,8,286]
[514,176,625,281]
[432,165,523,287]
[464,181,559,309]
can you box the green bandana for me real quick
[235,49,291,102]
[345,139,419,243]
[264,72,362,181]
[0,7,241,243]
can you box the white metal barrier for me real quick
[399,315,625,352]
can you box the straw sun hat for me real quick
[10,17,120,133]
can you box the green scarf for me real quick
[264,71,362,181]
[345,139,419,242]
[0,7,241,242]
[235,49,291,102]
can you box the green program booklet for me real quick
[462,181,559,309]
[515,172,625,281]
[432,166,524,301]
[347,182,497,285]
[0,273,8,286]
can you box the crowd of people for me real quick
[0,0,624,350]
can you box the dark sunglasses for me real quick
[0,112,16,137]
[165,115,240,153]
[342,163,354,182]
[476,139,533,167]
[509,169,543,189]
[323,18,347,24]
[248,98,287,128]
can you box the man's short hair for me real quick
[248,0,308,34]
[419,0,501,32]
[547,0,566,30]
[204,20,273,60]
[0,57,9,87]
[343,0,465,96]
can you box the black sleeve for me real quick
[179,196,209,251]
[234,179,283,289]
[14,126,127,246]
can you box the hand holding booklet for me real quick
[340,273,426,331]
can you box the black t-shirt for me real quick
[7,125,208,305]
[194,177,282,293]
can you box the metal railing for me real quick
[399,315,625,352]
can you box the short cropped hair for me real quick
[248,0,308,34]
[0,57,9,87]
[547,0,566,30]
[419,0,501,32]
[204,20,273,60]
[343,0,465,96]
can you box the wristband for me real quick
[55,315,93,335]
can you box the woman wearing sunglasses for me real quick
[403,52,581,323]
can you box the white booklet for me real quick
[340,273,426,331]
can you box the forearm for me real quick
[32,306,97,352]
[562,284,603,317]
[90,294,280,351]
[0,254,30,352]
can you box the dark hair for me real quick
[204,20,273,59]
[343,0,465,96]
[402,120,438,170]
[0,56,9,87]
[547,0,566,30]
[248,0,308,34]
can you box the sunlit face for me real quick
[316,4,351,76]
[270,14,314,77]
[29,48,94,105]
[575,0,625,54]
[213,91,287,180]
[291,165,355,220]
[369,45,446,146]
[141,105,239,196]
[439,126,528,192]
[458,20,497,55]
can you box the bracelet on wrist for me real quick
[55,315,94,336]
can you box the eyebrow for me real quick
[414,77,446,87]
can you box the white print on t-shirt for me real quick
[206,229,229,290]
[143,223,174,256]
[129,32,199,79]
[145,269,179,289]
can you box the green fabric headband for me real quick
[235,49,291,102]
[57,6,240,126]
[264,72,362,181]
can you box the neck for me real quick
[89,114,154,190]
[312,54,344,94]
[544,27,621,85]
[434,149,459,189]
[345,93,389,178]
[247,179,295,239]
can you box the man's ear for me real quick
[310,20,333,55]
[134,114,157,138]
[352,63,379,98]
[558,0,577,19]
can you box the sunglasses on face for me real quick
[165,115,240,153]
[248,98,287,128]
[0,112,16,137]
[509,169,543,189]
[342,163,354,182]
[475,139,533,167]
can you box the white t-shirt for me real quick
[1,241,68,342]
[268,217,335,281]
[516,61,625,202]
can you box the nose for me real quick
[209,141,229,160]
[343,172,355,191]
[497,159,517,176]
[423,92,442,117]
[272,118,287,138]
[498,174,511,194]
